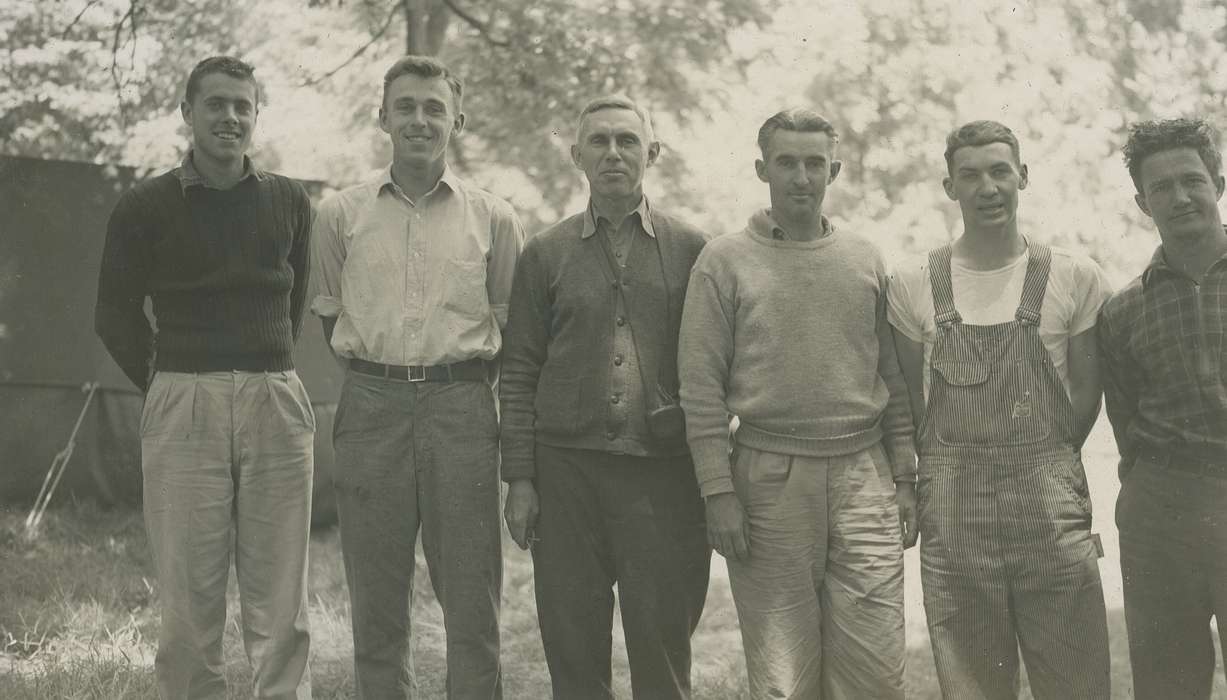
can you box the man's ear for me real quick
[180,100,192,127]
[1135,192,1151,218]
[828,160,842,183]
[1018,163,1029,190]
[1216,174,1225,200]
[645,141,661,168]
[453,111,466,134]
[570,144,582,170]
[755,159,768,183]
[378,105,389,134]
[943,176,957,201]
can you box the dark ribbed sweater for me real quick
[95,168,312,391]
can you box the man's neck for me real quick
[774,210,824,241]
[1162,227,1227,282]
[191,151,246,190]
[953,224,1026,270]
[391,159,445,202]
[591,192,643,226]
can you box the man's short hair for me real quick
[382,55,464,112]
[1123,118,1223,193]
[185,56,259,106]
[575,95,656,143]
[943,120,1021,173]
[756,109,839,157]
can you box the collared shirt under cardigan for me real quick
[499,200,709,479]
[95,152,312,391]
[1098,242,1227,474]
[309,166,526,365]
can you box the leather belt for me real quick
[349,357,486,383]
[1135,446,1227,479]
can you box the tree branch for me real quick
[440,0,509,47]
[298,1,400,87]
[109,2,138,97]
[62,0,102,39]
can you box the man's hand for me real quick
[504,479,539,550]
[705,492,751,561]
[896,481,918,549]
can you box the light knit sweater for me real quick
[678,210,917,497]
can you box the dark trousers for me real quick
[532,444,710,700]
[1117,458,1227,700]
[333,370,503,700]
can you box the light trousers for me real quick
[141,370,315,700]
[727,443,905,700]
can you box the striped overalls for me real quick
[916,244,1110,699]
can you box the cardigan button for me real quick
[613,354,623,366]
[616,316,626,326]
[605,430,617,440]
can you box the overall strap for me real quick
[1015,243,1052,325]
[927,245,962,326]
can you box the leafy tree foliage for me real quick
[3,0,769,224]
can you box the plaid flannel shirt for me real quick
[1097,243,1227,477]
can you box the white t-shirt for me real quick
[887,245,1112,400]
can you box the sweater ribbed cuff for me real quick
[689,436,735,497]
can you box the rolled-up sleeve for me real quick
[487,200,527,330]
[310,194,346,319]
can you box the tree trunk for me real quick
[402,0,450,56]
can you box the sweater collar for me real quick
[177,151,265,192]
[747,209,834,245]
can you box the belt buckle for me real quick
[407,365,427,382]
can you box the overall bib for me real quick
[917,244,1109,700]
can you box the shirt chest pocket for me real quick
[439,258,488,318]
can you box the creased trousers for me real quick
[1118,457,1227,700]
[727,442,905,700]
[141,370,315,700]
[531,444,710,700]
[332,369,502,699]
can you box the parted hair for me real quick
[382,55,464,111]
[944,120,1021,173]
[576,95,656,143]
[756,109,838,157]
[185,56,258,106]
[1123,118,1222,193]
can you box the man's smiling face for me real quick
[380,73,463,171]
[181,72,258,168]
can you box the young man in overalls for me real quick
[887,120,1113,699]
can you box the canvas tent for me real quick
[0,155,343,524]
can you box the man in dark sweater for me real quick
[95,56,315,699]
[500,95,711,699]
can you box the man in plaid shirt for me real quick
[1098,117,1227,700]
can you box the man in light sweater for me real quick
[678,108,916,699]
[888,120,1111,699]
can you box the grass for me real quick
[1,422,1223,698]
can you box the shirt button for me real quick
[614,354,623,366]
[616,316,626,326]
[606,430,617,440]
[611,395,620,404]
